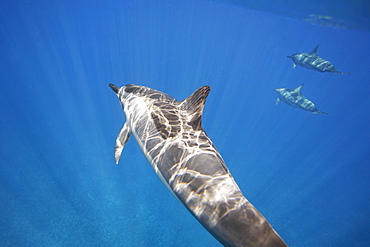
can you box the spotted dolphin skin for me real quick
[287,45,349,74]
[274,84,328,114]
[109,84,287,247]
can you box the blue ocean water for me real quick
[0,0,369,246]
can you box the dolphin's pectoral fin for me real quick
[276,98,281,105]
[179,86,210,130]
[292,63,297,69]
[114,122,131,164]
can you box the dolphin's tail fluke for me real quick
[333,70,350,75]
[313,111,330,115]
[109,83,120,93]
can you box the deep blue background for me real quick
[1,0,369,246]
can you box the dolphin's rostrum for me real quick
[274,84,328,114]
[287,45,349,74]
[109,84,287,247]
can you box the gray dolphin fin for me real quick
[310,45,319,54]
[276,98,281,105]
[292,63,297,69]
[179,86,210,131]
[294,84,304,92]
[114,122,131,164]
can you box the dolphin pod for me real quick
[281,45,349,113]
[105,45,348,245]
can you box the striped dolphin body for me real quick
[287,45,349,74]
[109,84,287,247]
[274,84,328,114]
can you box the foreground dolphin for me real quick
[274,84,328,114]
[109,84,287,247]
[287,45,349,74]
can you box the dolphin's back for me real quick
[113,84,287,247]
[297,53,336,72]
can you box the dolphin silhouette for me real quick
[274,84,329,114]
[109,83,287,247]
[288,45,349,74]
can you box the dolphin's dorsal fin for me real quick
[294,84,304,93]
[310,45,319,54]
[114,122,131,164]
[179,86,210,130]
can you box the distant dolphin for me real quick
[109,84,287,247]
[287,45,349,74]
[274,84,329,114]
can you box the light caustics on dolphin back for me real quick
[109,83,287,247]
[287,45,350,74]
